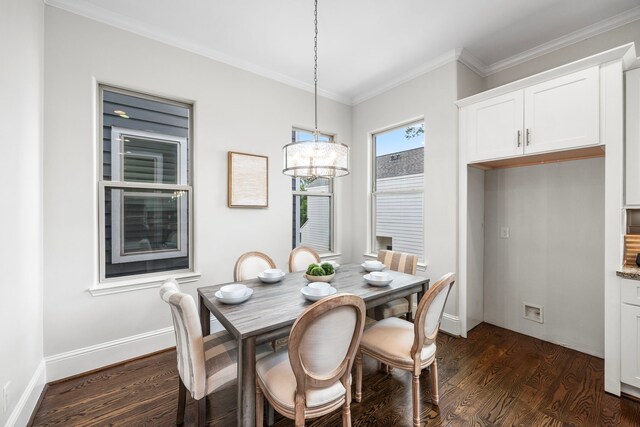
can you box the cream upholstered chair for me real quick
[372,250,419,320]
[288,246,321,272]
[234,251,276,281]
[355,273,455,427]
[160,279,269,426]
[255,294,366,427]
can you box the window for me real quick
[291,129,333,254]
[371,121,424,260]
[99,86,193,281]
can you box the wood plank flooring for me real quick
[31,323,640,426]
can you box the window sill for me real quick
[89,271,201,296]
[363,253,427,272]
[319,252,341,260]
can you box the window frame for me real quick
[291,127,335,255]
[370,119,425,260]
[97,85,195,288]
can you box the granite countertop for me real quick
[617,265,640,280]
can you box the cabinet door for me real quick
[465,90,524,163]
[626,68,640,206]
[524,67,599,155]
[622,303,640,388]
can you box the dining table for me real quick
[197,262,430,427]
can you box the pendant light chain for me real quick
[313,0,318,139]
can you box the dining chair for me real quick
[372,250,419,320]
[159,278,270,426]
[288,246,321,272]
[255,294,366,427]
[355,273,455,427]
[234,251,276,281]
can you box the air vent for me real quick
[523,303,543,323]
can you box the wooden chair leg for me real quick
[195,397,206,427]
[430,360,440,405]
[294,394,305,427]
[176,378,186,426]
[256,382,264,427]
[355,351,363,403]
[342,377,352,427]
[412,373,421,427]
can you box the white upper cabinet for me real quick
[626,68,640,206]
[524,67,600,155]
[466,91,524,163]
[462,66,601,164]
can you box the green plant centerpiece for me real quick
[304,262,336,282]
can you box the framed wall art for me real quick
[228,151,268,208]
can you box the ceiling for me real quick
[47,0,640,105]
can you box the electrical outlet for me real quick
[2,381,9,415]
[500,227,510,239]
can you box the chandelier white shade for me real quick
[282,137,349,178]
[282,0,350,179]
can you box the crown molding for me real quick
[351,49,460,105]
[457,48,489,76]
[44,0,351,105]
[484,5,640,75]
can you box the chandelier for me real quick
[282,0,349,179]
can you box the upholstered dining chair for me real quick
[255,294,366,427]
[372,250,419,320]
[288,246,321,272]
[355,273,455,427]
[234,251,276,281]
[159,279,270,426]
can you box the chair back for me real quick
[234,251,276,281]
[377,250,418,275]
[412,273,456,353]
[288,294,365,391]
[159,279,207,399]
[289,246,321,272]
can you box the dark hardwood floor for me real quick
[31,323,640,426]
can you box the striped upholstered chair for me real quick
[160,279,270,426]
[373,250,419,320]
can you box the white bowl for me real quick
[370,271,390,281]
[263,268,284,278]
[364,260,383,268]
[363,274,393,287]
[307,282,331,295]
[258,271,285,283]
[220,284,247,299]
[215,288,253,304]
[301,286,337,302]
[361,262,385,272]
[304,273,335,283]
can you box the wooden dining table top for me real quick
[197,263,429,340]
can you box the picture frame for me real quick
[228,151,269,208]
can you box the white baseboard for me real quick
[440,313,461,336]
[45,327,176,382]
[45,317,224,382]
[6,360,46,427]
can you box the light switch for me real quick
[500,227,510,239]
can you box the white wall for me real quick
[483,158,605,357]
[0,0,46,424]
[351,61,461,333]
[43,7,352,379]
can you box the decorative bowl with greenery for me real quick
[303,262,336,282]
